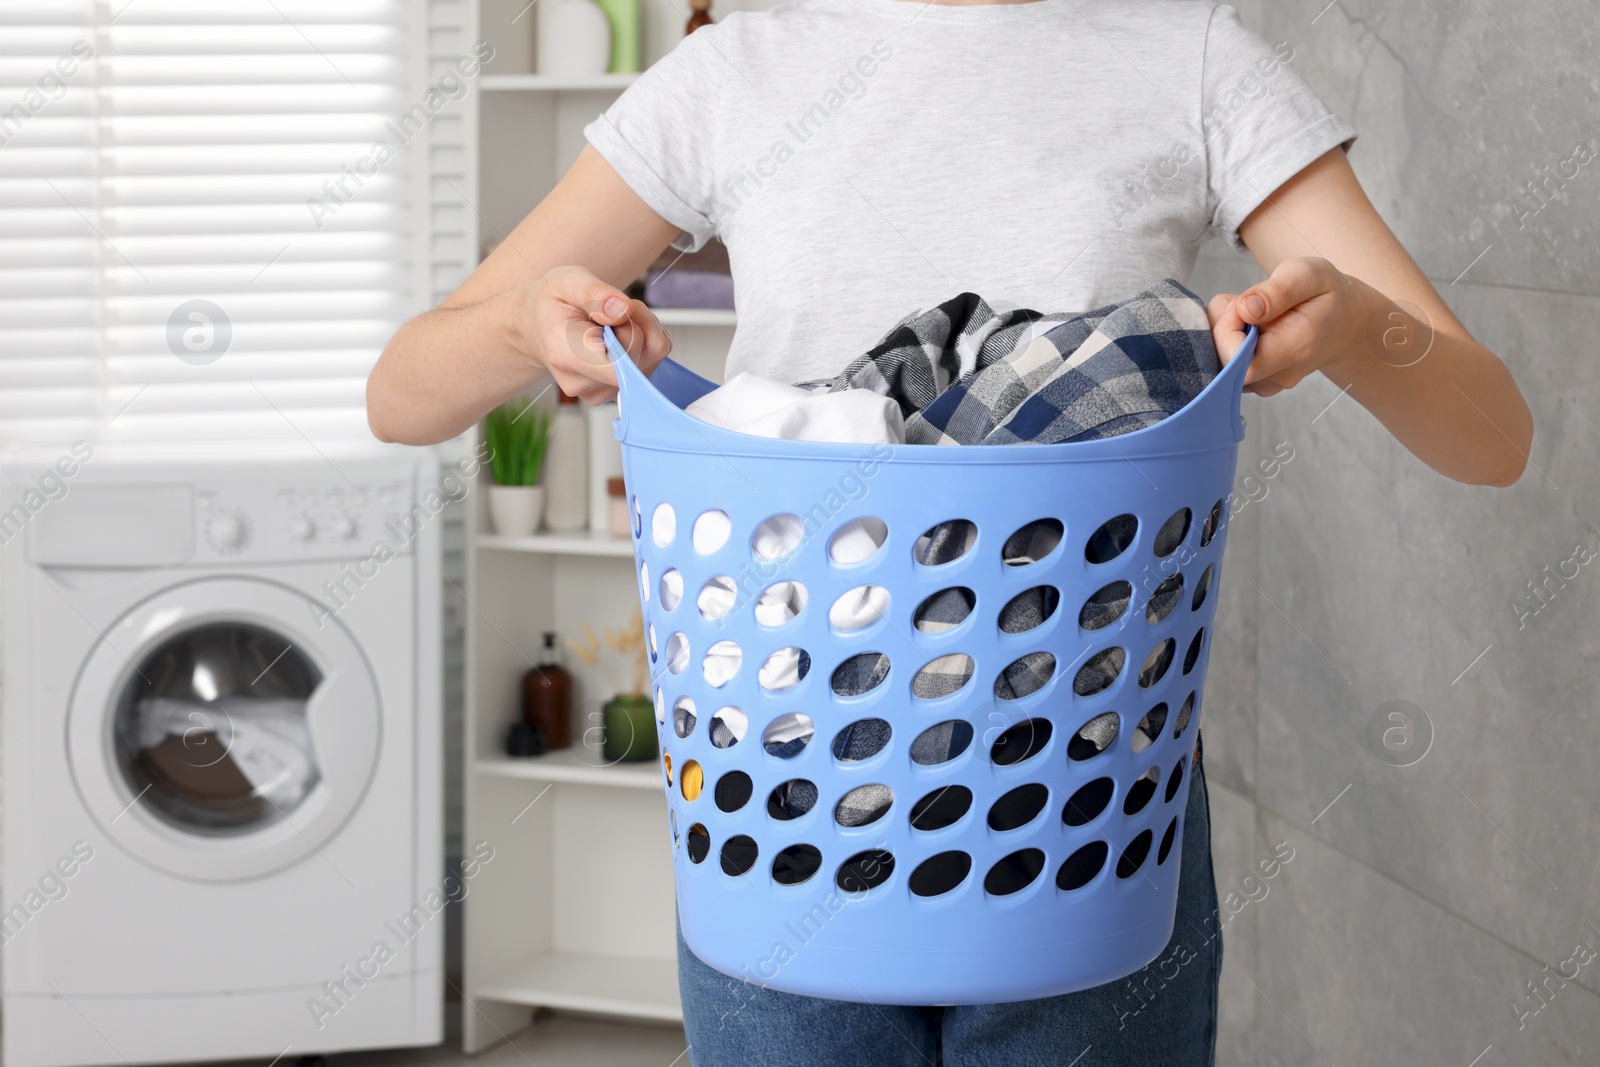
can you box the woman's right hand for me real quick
[519,265,673,403]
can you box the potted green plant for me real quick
[484,399,552,537]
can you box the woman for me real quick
[368,1,1531,1061]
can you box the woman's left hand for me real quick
[1207,256,1384,397]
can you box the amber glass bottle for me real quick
[522,632,572,750]
[686,0,712,35]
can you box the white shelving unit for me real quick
[459,0,762,1053]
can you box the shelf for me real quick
[481,73,639,92]
[477,950,682,1021]
[651,307,736,327]
[479,531,636,558]
[477,748,664,791]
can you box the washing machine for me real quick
[1,443,444,1067]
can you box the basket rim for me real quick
[604,324,1257,464]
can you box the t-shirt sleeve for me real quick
[1202,5,1357,251]
[583,27,729,252]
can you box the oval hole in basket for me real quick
[714,770,753,813]
[1200,499,1224,547]
[762,712,814,758]
[686,823,709,864]
[1117,830,1154,879]
[771,844,823,886]
[1002,518,1063,565]
[1166,757,1186,804]
[692,509,731,554]
[988,783,1049,831]
[697,575,737,621]
[1145,574,1184,625]
[995,652,1055,700]
[828,517,888,565]
[831,718,891,762]
[1133,703,1167,753]
[1174,691,1196,738]
[1086,514,1138,564]
[1158,817,1180,865]
[836,849,896,893]
[1057,841,1109,891]
[1138,639,1175,688]
[913,587,974,634]
[1074,647,1125,697]
[659,568,684,611]
[909,851,972,897]
[990,718,1053,766]
[835,784,894,828]
[651,503,676,548]
[1191,564,1214,612]
[909,720,973,766]
[831,652,889,697]
[720,835,758,877]
[912,654,975,700]
[759,647,810,692]
[1062,777,1115,826]
[752,513,805,561]
[909,785,972,831]
[984,848,1045,896]
[709,706,747,749]
[664,632,690,675]
[672,696,697,739]
[1123,766,1160,815]
[639,560,650,603]
[1000,586,1060,635]
[1080,581,1131,631]
[631,496,642,539]
[680,760,703,802]
[767,779,818,820]
[1068,711,1120,761]
[1183,628,1205,675]
[913,519,977,566]
[1153,508,1191,557]
[831,585,890,631]
[755,581,807,626]
[703,639,743,688]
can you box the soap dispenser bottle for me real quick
[522,632,572,750]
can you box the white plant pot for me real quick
[488,485,545,537]
[538,0,611,77]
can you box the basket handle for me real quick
[1219,324,1259,443]
[602,324,718,442]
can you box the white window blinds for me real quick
[0,0,436,445]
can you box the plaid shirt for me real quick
[806,278,1219,446]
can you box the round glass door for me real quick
[112,622,323,836]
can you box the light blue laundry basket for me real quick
[604,322,1258,1005]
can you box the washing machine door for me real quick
[67,576,381,881]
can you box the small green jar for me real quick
[602,693,657,763]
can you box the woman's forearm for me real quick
[1326,282,1533,487]
[368,288,539,446]
[367,146,681,445]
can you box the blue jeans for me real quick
[677,747,1222,1067]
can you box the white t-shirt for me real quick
[585,0,1355,383]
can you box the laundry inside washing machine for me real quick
[113,621,323,834]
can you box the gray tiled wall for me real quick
[1190,2,1600,1063]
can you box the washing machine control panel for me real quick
[192,479,421,563]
